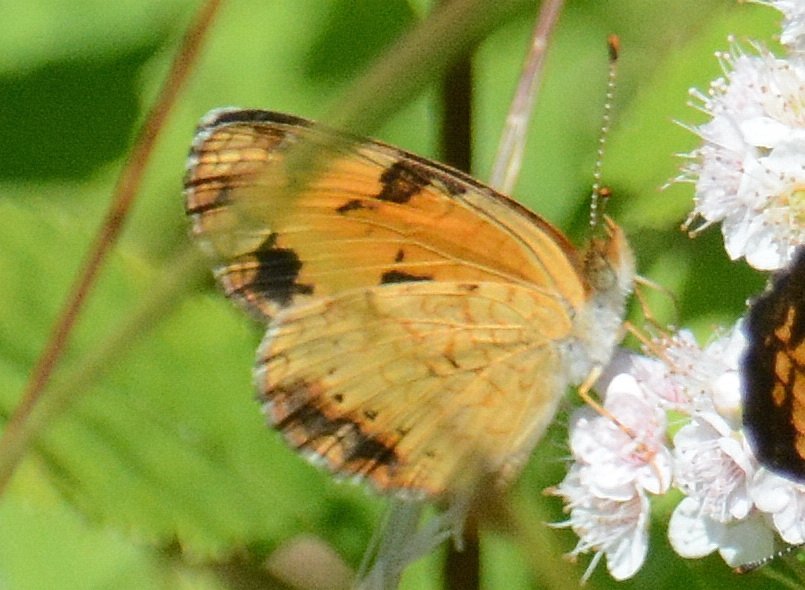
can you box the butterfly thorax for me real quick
[561,220,634,386]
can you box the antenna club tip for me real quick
[607,35,620,62]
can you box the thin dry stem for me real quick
[488,0,565,193]
[0,0,225,496]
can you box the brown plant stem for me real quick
[440,53,473,174]
[0,0,225,496]
[439,2,476,585]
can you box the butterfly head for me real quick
[584,216,634,300]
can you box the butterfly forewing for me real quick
[185,110,588,321]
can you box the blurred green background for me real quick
[0,0,794,588]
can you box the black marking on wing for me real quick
[380,270,433,284]
[348,436,398,466]
[271,384,399,470]
[376,161,431,204]
[185,185,232,216]
[251,235,314,307]
[336,199,367,214]
[201,108,314,130]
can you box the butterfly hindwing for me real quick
[257,280,571,496]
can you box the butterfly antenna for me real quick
[590,35,620,232]
[734,544,803,574]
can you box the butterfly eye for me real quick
[583,221,632,294]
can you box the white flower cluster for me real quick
[549,369,671,580]
[553,328,805,579]
[681,2,805,271]
[552,0,805,579]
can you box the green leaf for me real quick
[0,1,798,588]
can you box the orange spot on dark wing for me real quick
[743,248,805,481]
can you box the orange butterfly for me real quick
[184,108,634,499]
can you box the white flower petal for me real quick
[717,512,777,567]
[606,494,650,581]
[740,115,791,146]
[763,0,805,51]
[669,497,719,558]
[550,470,650,582]
[751,469,805,544]
[569,374,672,498]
